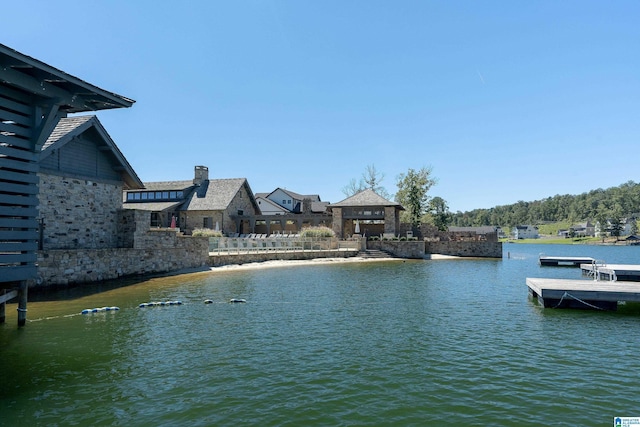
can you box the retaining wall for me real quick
[366,240,425,258]
[35,232,209,288]
[424,241,502,258]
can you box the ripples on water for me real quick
[2,244,640,426]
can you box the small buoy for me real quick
[139,303,148,308]
[81,309,91,315]
[229,298,246,303]
[204,299,214,304]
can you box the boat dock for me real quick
[580,263,640,282]
[539,255,595,267]
[526,277,640,310]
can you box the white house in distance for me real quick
[513,225,539,239]
[255,188,329,215]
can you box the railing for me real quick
[209,236,349,254]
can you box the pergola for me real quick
[329,189,404,238]
[0,43,134,326]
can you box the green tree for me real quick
[395,166,437,228]
[609,205,625,238]
[428,196,452,231]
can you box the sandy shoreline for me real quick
[207,256,406,272]
[204,253,463,273]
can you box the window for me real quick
[203,217,210,228]
[155,192,162,199]
[127,193,134,201]
[288,200,291,204]
[162,192,169,199]
[134,193,141,200]
[148,192,155,200]
[141,193,148,200]
[177,191,183,198]
[170,191,177,199]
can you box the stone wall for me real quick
[35,232,209,288]
[38,173,123,249]
[424,241,502,258]
[367,240,502,258]
[367,240,425,258]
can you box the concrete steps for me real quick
[358,249,395,259]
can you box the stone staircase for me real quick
[357,249,395,259]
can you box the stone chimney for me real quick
[193,166,209,185]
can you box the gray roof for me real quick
[182,178,259,212]
[0,43,134,113]
[41,115,143,189]
[123,201,184,212]
[330,189,404,209]
[448,226,497,234]
[140,180,195,192]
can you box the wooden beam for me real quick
[0,289,18,304]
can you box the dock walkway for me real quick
[526,277,640,310]
[539,255,595,267]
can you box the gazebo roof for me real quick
[329,189,404,209]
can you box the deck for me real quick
[580,263,640,282]
[526,277,640,310]
[538,255,595,267]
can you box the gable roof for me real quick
[448,226,497,234]
[40,115,143,189]
[330,188,404,209]
[182,178,259,212]
[266,187,321,202]
[0,43,134,112]
[256,196,289,214]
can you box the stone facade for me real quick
[38,173,123,249]
[367,240,502,258]
[424,241,503,258]
[35,231,209,288]
[367,240,425,258]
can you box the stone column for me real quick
[332,208,343,238]
[384,206,397,236]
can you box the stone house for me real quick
[38,115,144,249]
[123,166,260,236]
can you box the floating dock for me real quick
[526,277,640,310]
[538,255,595,267]
[580,263,640,282]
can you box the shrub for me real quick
[192,228,223,237]
[300,226,335,238]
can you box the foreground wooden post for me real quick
[0,289,5,324]
[17,281,27,327]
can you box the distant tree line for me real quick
[450,180,640,229]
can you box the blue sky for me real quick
[4,1,639,212]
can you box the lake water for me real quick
[2,244,640,426]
